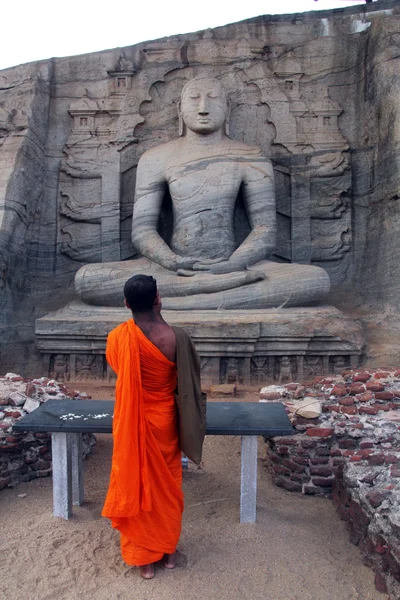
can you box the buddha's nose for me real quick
[198,97,209,115]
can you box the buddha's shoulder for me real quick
[138,139,182,164]
[224,138,270,160]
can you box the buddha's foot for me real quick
[140,563,155,579]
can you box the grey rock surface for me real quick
[0,0,399,373]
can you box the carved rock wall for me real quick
[0,0,400,374]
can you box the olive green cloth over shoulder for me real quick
[173,326,206,465]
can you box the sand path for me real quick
[0,389,384,600]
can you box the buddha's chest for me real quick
[165,158,241,204]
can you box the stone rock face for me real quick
[0,1,400,373]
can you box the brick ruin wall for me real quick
[263,368,400,599]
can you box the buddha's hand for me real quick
[193,258,244,274]
[174,256,200,272]
[176,257,225,277]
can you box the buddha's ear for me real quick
[178,101,184,137]
[224,97,231,136]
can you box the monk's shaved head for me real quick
[124,275,157,312]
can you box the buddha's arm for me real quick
[132,151,196,271]
[231,156,276,266]
[195,156,276,274]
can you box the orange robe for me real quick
[102,319,184,566]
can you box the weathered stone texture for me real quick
[1,1,400,373]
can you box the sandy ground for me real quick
[0,387,385,600]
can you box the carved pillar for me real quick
[101,159,121,262]
[290,172,311,264]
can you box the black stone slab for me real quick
[13,400,294,437]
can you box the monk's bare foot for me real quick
[163,552,176,569]
[140,564,155,579]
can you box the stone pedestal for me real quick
[35,301,364,386]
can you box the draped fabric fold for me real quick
[102,319,183,566]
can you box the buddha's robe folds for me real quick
[102,320,183,566]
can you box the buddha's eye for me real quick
[207,93,218,99]
[189,93,200,99]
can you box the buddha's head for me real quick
[178,77,230,136]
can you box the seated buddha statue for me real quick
[75,77,330,310]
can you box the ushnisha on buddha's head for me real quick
[178,77,230,136]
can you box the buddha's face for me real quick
[180,79,228,135]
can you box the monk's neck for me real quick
[132,311,163,326]
[185,129,226,147]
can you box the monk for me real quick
[102,274,205,579]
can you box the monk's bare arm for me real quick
[132,149,197,271]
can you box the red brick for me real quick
[366,382,385,392]
[339,396,355,406]
[349,383,366,395]
[368,454,385,466]
[374,391,394,400]
[353,373,371,383]
[331,385,348,396]
[277,446,289,455]
[373,371,390,379]
[292,456,309,466]
[326,404,341,413]
[355,391,374,403]
[343,450,355,457]
[4,410,22,418]
[350,423,364,429]
[311,477,334,487]
[310,466,333,477]
[310,457,330,465]
[330,448,342,457]
[276,437,299,445]
[385,454,400,464]
[361,472,378,484]
[340,406,358,415]
[376,404,390,411]
[390,467,400,477]
[359,406,379,415]
[294,386,306,399]
[366,490,391,508]
[275,477,302,493]
[374,572,388,594]
[282,459,306,473]
[306,428,334,438]
[301,439,316,449]
[273,464,291,476]
[360,440,374,449]
[285,383,298,391]
[339,439,357,449]
[350,455,362,462]
[392,390,400,398]
[349,500,370,526]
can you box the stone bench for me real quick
[13,400,294,523]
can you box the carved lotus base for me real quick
[35,301,364,386]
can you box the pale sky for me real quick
[1,0,372,71]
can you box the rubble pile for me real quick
[261,368,400,598]
[0,373,95,489]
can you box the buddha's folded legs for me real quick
[161,261,330,310]
[75,258,265,307]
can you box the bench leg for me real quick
[51,432,72,519]
[71,433,84,506]
[240,435,258,524]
